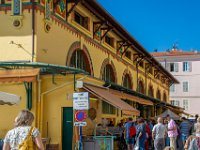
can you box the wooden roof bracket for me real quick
[100,26,113,40]
[121,43,132,56]
[133,54,143,64]
[66,0,81,18]
[93,21,104,39]
[116,41,127,53]
[154,70,159,78]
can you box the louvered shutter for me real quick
[175,63,179,72]
[189,62,192,72]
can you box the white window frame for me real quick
[169,63,178,72]
[183,99,189,110]
[170,84,175,92]
[171,100,180,106]
[183,81,189,92]
[183,62,190,72]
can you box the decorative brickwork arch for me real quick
[138,78,145,94]
[66,42,93,76]
[156,89,161,100]
[148,84,154,98]
[122,69,133,89]
[163,91,167,102]
[100,58,117,83]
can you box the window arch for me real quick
[163,92,167,102]
[138,80,145,94]
[102,64,116,83]
[66,42,93,75]
[148,85,154,98]
[156,90,161,100]
[123,74,132,89]
[70,49,91,74]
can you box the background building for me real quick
[152,49,200,118]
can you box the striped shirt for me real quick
[180,120,192,136]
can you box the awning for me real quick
[0,91,20,105]
[109,89,153,106]
[83,84,140,116]
[0,68,40,82]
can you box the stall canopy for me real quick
[156,109,180,120]
[0,91,20,105]
[83,83,140,116]
[109,89,153,106]
[0,68,40,82]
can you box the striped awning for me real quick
[83,83,140,116]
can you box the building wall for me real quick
[0,9,33,61]
[155,53,200,116]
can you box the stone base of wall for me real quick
[46,144,59,150]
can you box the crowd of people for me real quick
[121,114,200,150]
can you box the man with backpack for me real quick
[124,117,136,150]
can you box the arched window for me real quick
[148,85,154,98]
[163,92,167,102]
[138,80,145,94]
[123,74,132,89]
[102,64,115,83]
[156,90,161,100]
[70,49,91,74]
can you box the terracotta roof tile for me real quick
[151,49,199,57]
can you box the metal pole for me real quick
[79,126,82,150]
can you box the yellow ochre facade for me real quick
[0,0,180,149]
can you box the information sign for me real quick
[73,92,89,110]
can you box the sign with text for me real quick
[73,92,89,110]
[74,122,87,126]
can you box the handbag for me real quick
[18,127,36,150]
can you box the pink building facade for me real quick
[152,50,200,118]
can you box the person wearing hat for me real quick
[166,114,178,150]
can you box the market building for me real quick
[0,0,181,149]
[152,48,200,118]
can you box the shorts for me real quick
[181,134,188,142]
[126,138,134,144]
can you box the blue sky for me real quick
[97,0,200,52]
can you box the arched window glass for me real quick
[102,64,115,83]
[138,81,144,94]
[156,90,161,100]
[70,49,91,74]
[148,86,154,98]
[123,74,132,89]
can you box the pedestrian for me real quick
[164,118,170,146]
[136,118,146,150]
[194,117,200,137]
[124,117,135,150]
[166,114,178,150]
[179,117,192,145]
[3,109,44,150]
[152,117,167,150]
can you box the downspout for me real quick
[31,0,35,62]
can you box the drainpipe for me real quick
[31,0,35,62]
[37,74,41,129]
[39,75,88,136]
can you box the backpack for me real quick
[129,123,136,138]
[18,127,36,150]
